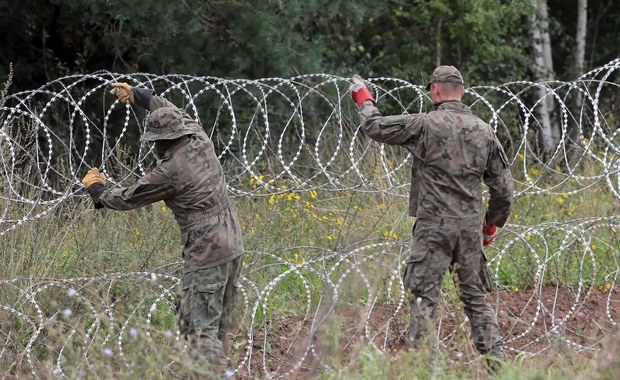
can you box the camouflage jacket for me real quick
[91,88,244,271]
[359,100,514,227]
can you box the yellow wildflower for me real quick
[382,230,398,239]
[250,174,265,188]
[286,192,299,201]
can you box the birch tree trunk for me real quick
[575,0,588,74]
[435,18,443,67]
[529,0,558,156]
[572,0,588,143]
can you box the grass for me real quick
[1,165,618,378]
[1,88,619,377]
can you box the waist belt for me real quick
[184,197,230,224]
[415,213,481,226]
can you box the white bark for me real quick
[530,0,558,155]
[572,0,588,145]
[575,0,588,74]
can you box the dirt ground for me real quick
[234,286,620,379]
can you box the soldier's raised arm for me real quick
[350,75,426,155]
[111,82,177,111]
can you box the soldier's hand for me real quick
[81,168,107,189]
[482,221,497,247]
[350,75,367,92]
[111,82,135,104]
[349,74,375,107]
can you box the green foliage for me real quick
[2,0,620,92]
[349,0,535,84]
[1,164,618,377]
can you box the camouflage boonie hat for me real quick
[141,107,200,142]
[426,65,464,90]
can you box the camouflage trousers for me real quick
[402,219,502,353]
[176,255,243,373]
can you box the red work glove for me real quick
[350,74,375,107]
[482,221,497,247]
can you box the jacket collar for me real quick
[160,135,192,160]
[435,100,471,113]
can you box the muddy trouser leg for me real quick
[218,255,243,356]
[177,263,235,375]
[403,221,453,345]
[407,278,444,344]
[453,226,503,371]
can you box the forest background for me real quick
[1,0,618,92]
[1,1,620,379]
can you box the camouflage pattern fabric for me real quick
[426,65,464,90]
[402,220,501,352]
[358,99,514,354]
[95,91,244,271]
[176,256,243,372]
[141,106,202,142]
[87,88,245,374]
[359,100,513,227]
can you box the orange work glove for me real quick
[81,168,106,189]
[110,82,135,104]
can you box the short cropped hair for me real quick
[437,82,464,95]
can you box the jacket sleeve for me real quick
[133,87,201,131]
[97,166,176,211]
[483,137,514,227]
[132,87,178,112]
[132,87,155,109]
[358,101,426,159]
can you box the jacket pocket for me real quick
[403,250,431,295]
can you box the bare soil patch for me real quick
[234,286,619,379]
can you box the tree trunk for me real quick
[575,0,588,75]
[529,0,558,157]
[571,0,588,146]
[435,18,443,67]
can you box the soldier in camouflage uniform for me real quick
[350,66,514,371]
[82,83,244,376]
